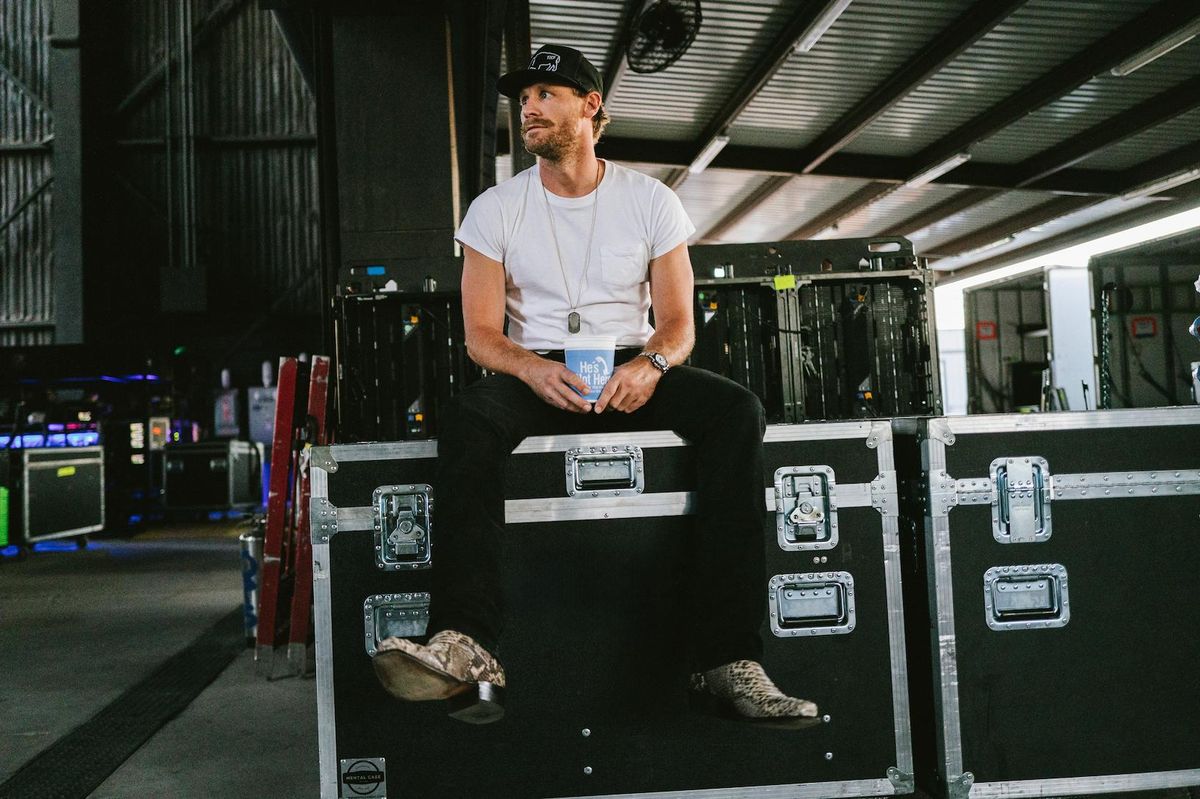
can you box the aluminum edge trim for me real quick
[505,492,696,523]
[309,467,337,798]
[944,407,1200,434]
[24,457,106,469]
[926,435,965,779]
[766,483,874,513]
[326,440,439,462]
[766,422,873,442]
[312,539,338,799]
[516,430,688,452]
[969,769,1200,798]
[877,438,913,776]
[552,777,898,799]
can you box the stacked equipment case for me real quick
[310,422,915,799]
[894,407,1200,798]
[688,238,940,423]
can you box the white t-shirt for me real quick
[454,160,695,352]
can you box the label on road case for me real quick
[340,757,386,798]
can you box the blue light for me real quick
[0,436,10,449]
[128,514,144,525]
[366,265,386,276]
[21,434,44,448]
[48,423,65,432]
[1,546,20,558]
[208,511,225,521]
[47,434,68,447]
[33,540,80,552]
[99,375,123,383]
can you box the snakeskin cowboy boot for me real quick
[690,660,822,729]
[373,630,507,724]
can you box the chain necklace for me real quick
[542,160,601,334]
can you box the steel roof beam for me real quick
[588,136,1126,194]
[694,0,1025,243]
[665,0,853,191]
[924,144,1200,262]
[601,0,646,104]
[785,182,897,240]
[883,75,1200,237]
[1017,75,1200,189]
[883,188,1001,238]
[910,1,1200,182]
[785,0,1200,244]
[696,175,792,241]
[939,181,1200,282]
[799,0,1027,174]
[922,195,1099,259]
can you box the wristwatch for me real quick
[639,351,670,374]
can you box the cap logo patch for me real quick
[530,52,561,72]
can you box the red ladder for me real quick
[256,357,299,673]
[286,355,330,676]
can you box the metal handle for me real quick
[363,593,430,656]
[768,572,856,638]
[774,465,838,551]
[372,484,433,570]
[565,445,644,497]
[984,564,1070,631]
[991,456,1052,543]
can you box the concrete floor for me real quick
[0,522,317,798]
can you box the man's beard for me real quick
[522,119,578,162]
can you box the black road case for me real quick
[310,422,914,798]
[164,440,263,511]
[7,445,105,544]
[895,408,1200,798]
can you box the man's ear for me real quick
[584,90,602,118]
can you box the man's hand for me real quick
[521,358,594,413]
[594,357,662,414]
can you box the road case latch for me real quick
[363,593,430,656]
[774,465,838,550]
[991,457,1052,544]
[984,564,1070,631]
[768,572,856,637]
[372,484,433,570]
[565,445,645,497]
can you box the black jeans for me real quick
[429,352,767,672]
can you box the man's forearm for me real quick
[642,319,694,367]
[466,329,544,381]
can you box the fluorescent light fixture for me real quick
[1110,19,1200,76]
[792,0,854,54]
[1121,167,1200,200]
[687,135,730,175]
[905,152,971,188]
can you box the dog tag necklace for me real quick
[543,160,601,335]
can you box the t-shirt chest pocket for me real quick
[600,246,648,288]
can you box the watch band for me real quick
[638,351,669,374]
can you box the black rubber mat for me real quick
[0,607,245,799]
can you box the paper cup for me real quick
[563,335,616,402]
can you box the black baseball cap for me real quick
[497,44,604,99]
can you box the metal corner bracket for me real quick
[886,766,915,793]
[866,420,893,449]
[927,418,956,446]
[311,446,338,474]
[948,771,975,799]
[312,497,339,544]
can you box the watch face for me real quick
[651,353,668,369]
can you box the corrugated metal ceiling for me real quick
[513,0,1200,277]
